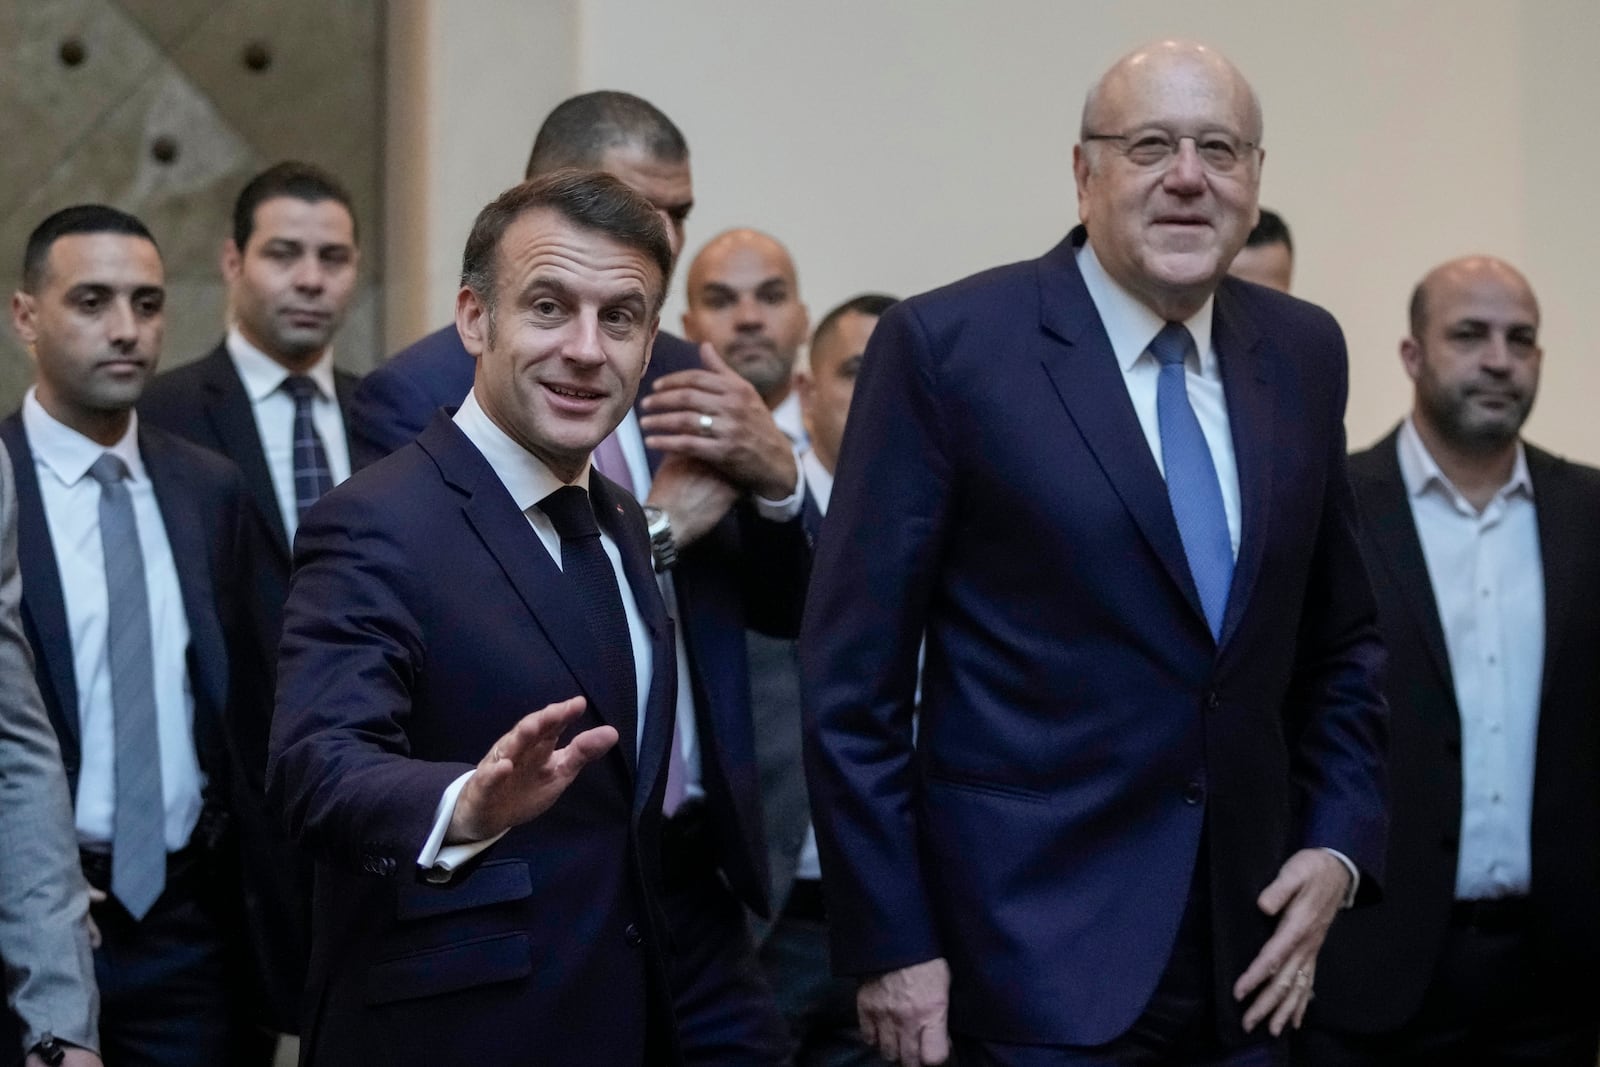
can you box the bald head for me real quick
[1402,255,1541,455]
[1072,40,1264,322]
[682,228,809,405]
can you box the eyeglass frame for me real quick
[1080,127,1262,175]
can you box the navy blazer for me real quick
[800,230,1388,1047]
[140,340,361,567]
[347,325,810,915]
[269,414,681,1065]
[1313,432,1600,1031]
[0,413,300,1032]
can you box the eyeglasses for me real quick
[1081,128,1260,175]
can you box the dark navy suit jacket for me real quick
[268,415,681,1065]
[348,326,810,916]
[0,414,298,1033]
[1313,432,1600,1032]
[800,230,1389,1047]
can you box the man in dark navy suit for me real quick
[802,41,1388,1066]
[271,170,689,1066]
[348,91,802,1064]
[3,205,286,1067]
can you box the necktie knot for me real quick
[539,485,601,541]
[89,452,129,488]
[1149,322,1196,369]
[282,374,321,404]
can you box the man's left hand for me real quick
[1234,848,1351,1036]
[638,342,799,500]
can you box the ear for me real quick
[455,286,490,358]
[220,238,243,284]
[680,309,697,341]
[1398,336,1423,383]
[10,290,38,348]
[1073,144,1093,225]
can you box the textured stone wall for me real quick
[0,0,384,412]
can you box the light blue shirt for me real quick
[1397,419,1542,899]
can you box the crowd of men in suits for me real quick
[0,35,1594,1067]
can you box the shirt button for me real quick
[1489,722,1502,734]
[1486,654,1497,665]
[624,923,642,947]
[1183,780,1205,806]
[1481,588,1491,599]
[1491,791,1503,803]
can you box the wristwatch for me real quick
[30,1034,66,1066]
[642,506,678,572]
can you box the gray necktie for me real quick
[89,453,166,920]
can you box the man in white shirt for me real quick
[2,204,287,1066]
[141,160,363,567]
[269,170,685,1065]
[681,229,811,447]
[1306,256,1600,1065]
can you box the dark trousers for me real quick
[661,806,790,1066]
[83,846,239,1067]
[1297,900,1600,1067]
[955,846,1284,1067]
[757,879,875,1067]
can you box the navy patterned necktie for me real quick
[281,375,335,519]
[89,453,166,919]
[1149,322,1234,639]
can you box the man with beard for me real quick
[1304,256,1600,1065]
[680,229,810,447]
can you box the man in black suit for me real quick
[270,170,679,1066]
[141,160,363,570]
[1304,256,1600,1065]
[349,92,802,1064]
[3,205,287,1066]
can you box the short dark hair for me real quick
[460,169,673,313]
[232,161,357,251]
[22,204,157,292]
[1244,208,1292,252]
[812,292,898,352]
[525,91,688,179]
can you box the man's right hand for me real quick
[644,453,739,551]
[447,696,617,843]
[858,957,951,1065]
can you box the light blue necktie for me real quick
[89,453,167,920]
[1149,323,1233,639]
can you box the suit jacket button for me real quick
[1183,780,1205,805]
[383,858,397,876]
[1205,691,1220,712]
[624,923,642,947]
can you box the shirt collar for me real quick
[452,387,590,512]
[1076,240,1216,375]
[772,391,807,447]
[1397,415,1533,509]
[227,326,338,403]
[800,448,834,514]
[21,387,146,488]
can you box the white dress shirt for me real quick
[418,390,655,877]
[226,328,352,538]
[1396,419,1543,899]
[772,391,808,451]
[1077,243,1357,902]
[22,391,204,852]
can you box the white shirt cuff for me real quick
[752,462,805,521]
[1319,847,1360,908]
[417,770,508,884]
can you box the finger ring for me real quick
[698,413,715,435]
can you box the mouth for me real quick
[727,339,775,359]
[542,382,608,412]
[1151,215,1212,229]
[282,308,331,328]
[96,357,148,374]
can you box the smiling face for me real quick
[11,232,165,444]
[1074,43,1263,320]
[1402,257,1541,454]
[223,195,359,370]
[457,207,661,482]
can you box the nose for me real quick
[106,298,139,350]
[1162,138,1207,192]
[1481,333,1513,375]
[567,312,607,366]
[734,295,765,331]
[291,254,325,293]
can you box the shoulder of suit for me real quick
[139,421,250,497]
[1525,440,1600,499]
[901,256,1041,319]
[380,324,468,370]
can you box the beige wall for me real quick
[391,0,1600,459]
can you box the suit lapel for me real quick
[421,417,638,776]
[334,369,362,472]
[1357,433,1455,695]
[1212,285,1273,649]
[1525,447,1571,704]
[197,345,290,557]
[1035,236,1208,630]
[0,418,81,758]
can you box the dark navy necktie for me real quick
[1149,322,1233,639]
[538,486,637,747]
[281,375,335,520]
